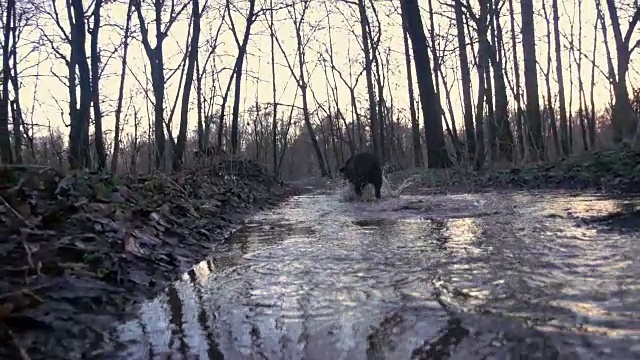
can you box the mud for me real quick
[96,189,640,359]
[0,160,292,360]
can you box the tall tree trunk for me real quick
[270,1,278,173]
[195,57,204,151]
[507,0,525,160]
[9,0,22,163]
[401,10,423,167]
[474,44,487,169]
[69,0,93,170]
[604,0,639,142]
[400,0,450,168]
[520,0,544,160]
[490,0,514,162]
[230,0,256,155]
[542,2,561,157]
[134,0,177,170]
[110,0,134,173]
[454,0,476,164]
[90,0,106,169]
[357,0,381,160]
[0,0,14,163]
[173,0,200,170]
[576,0,588,151]
[588,18,598,148]
[551,0,570,156]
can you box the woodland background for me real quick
[0,0,639,180]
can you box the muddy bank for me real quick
[388,148,640,196]
[0,159,293,360]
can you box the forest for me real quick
[0,0,637,179]
[1,1,640,358]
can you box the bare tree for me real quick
[67,0,93,169]
[8,0,34,163]
[111,0,135,173]
[89,0,106,169]
[400,0,450,168]
[520,0,544,160]
[602,0,639,142]
[355,0,381,160]
[134,0,188,170]
[575,0,589,151]
[489,0,514,161]
[453,0,476,164]
[173,0,202,170]
[401,5,423,167]
[269,0,278,172]
[0,0,14,163]
[271,0,328,176]
[541,1,561,156]
[507,0,524,159]
[552,0,570,155]
[227,0,256,155]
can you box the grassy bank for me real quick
[387,147,640,195]
[0,159,293,359]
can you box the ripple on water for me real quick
[107,190,640,360]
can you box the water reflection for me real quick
[108,191,640,359]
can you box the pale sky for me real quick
[12,0,640,145]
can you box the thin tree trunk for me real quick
[173,0,200,170]
[588,17,598,148]
[552,0,570,156]
[520,0,544,160]
[0,0,14,163]
[576,1,588,151]
[542,2,561,157]
[490,0,514,162]
[230,0,256,155]
[604,0,638,142]
[270,1,278,173]
[357,0,381,160]
[507,0,524,160]
[454,0,476,164]
[401,9,423,167]
[110,0,133,173]
[90,0,106,169]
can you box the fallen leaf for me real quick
[123,231,144,255]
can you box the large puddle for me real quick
[105,191,640,359]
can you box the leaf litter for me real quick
[0,159,293,360]
[389,147,640,195]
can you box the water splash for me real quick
[338,172,418,202]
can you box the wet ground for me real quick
[100,188,640,359]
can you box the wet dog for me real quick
[339,152,383,200]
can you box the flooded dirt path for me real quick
[105,190,640,360]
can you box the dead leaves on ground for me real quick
[0,159,287,359]
[395,147,640,194]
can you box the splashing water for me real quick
[339,172,418,202]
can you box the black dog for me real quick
[339,152,383,199]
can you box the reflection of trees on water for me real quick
[187,268,225,360]
[429,218,449,251]
[167,284,189,357]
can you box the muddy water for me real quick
[107,190,640,360]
